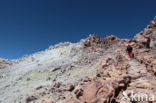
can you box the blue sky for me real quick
[0,0,156,59]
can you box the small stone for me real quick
[46,77,51,81]
[26,95,37,103]
[67,73,70,76]
[65,85,75,91]
[5,84,10,89]
[35,86,43,90]
[26,78,31,81]
[18,77,23,80]
[54,82,61,88]
[51,67,60,72]
[74,87,83,98]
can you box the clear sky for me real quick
[0,0,156,59]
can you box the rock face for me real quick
[79,54,131,103]
[0,17,156,103]
[63,48,156,103]
[150,17,156,57]
[83,34,119,49]
[135,17,156,58]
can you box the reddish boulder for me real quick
[153,66,156,74]
[83,82,98,103]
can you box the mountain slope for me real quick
[0,17,156,103]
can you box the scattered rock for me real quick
[36,86,43,90]
[53,82,61,88]
[65,85,75,91]
[46,77,51,81]
[26,95,37,103]
[74,87,83,98]
[26,78,31,81]
[50,67,61,72]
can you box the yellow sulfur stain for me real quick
[26,72,41,78]
[0,81,5,85]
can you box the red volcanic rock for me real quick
[83,34,119,49]
[83,82,98,103]
[66,95,81,103]
[153,66,156,74]
[99,60,107,70]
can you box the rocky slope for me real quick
[0,17,156,103]
[135,17,156,57]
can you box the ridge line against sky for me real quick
[0,0,156,59]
